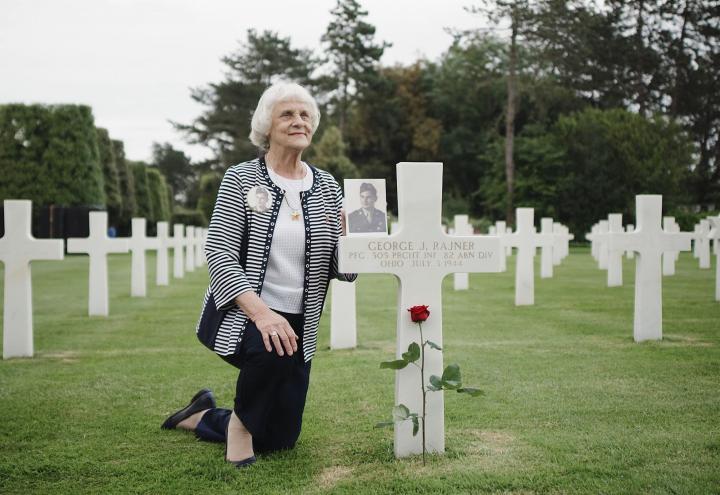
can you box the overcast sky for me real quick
[1,0,484,162]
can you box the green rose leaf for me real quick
[402,342,421,363]
[429,375,443,390]
[426,340,442,350]
[441,364,462,389]
[375,421,395,428]
[411,415,419,436]
[457,387,484,397]
[392,404,410,422]
[380,359,409,370]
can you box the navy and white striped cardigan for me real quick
[198,156,356,362]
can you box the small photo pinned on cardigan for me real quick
[247,185,273,213]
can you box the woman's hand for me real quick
[235,292,298,356]
[254,309,298,356]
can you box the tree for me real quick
[96,128,121,224]
[151,143,194,204]
[147,167,171,222]
[112,139,136,231]
[311,126,358,181]
[478,108,693,235]
[519,0,720,207]
[321,0,389,133]
[175,29,318,167]
[0,104,104,207]
[131,161,154,220]
[467,0,537,224]
[196,172,223,225]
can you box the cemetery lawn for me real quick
[1,248,719,495]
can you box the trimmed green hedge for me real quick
[113,140,136,229]
[147,167,171,222]
[196,172,222,224]
[172,207,207,227]
[131,161,153,220]
[96,127,121,222]
[0,104,105,206]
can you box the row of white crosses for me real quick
[488,219,573,280]
[486,215,574,304]
[335,163,576,457]
[709,217,720,301]
[692,218,713,269]
[332,165,713,460]
[335,163,583,458]
[585,195,699,342]
[587,212,719,286]
[0,200,207,359]
[331,210,575,351]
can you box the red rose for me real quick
[408,305,430,322]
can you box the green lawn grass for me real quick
[1,248,718,494]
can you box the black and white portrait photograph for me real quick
[246,185,273,213]
[344,179,388,234]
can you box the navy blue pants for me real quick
[195,311,312,454]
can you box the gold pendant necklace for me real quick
[283,194,301,221]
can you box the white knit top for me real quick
[261,163,313,314]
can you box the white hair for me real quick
[249,82,321,151]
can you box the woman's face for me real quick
[268,99,313,152]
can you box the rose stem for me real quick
[419,320,427,466]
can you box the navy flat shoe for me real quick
[161,388,216,430]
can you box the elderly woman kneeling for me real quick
[161,82,356,467]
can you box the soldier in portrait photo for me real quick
[247,185,272,213]
[347,182,387,233]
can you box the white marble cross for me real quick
[194,227,205,268]
[67,211,129,316]
[184,226,196,272]
[453,215,473,290]
[597,220,609,269]
[586,224,599,261]
[662,217,677,276]
[494,221,508,271]
[540,218,554,278]
[505,208,553,305]
[0,200,64,359]
[155,221,171,286]
[553,223,573,265]
[626,224,635,259]
[129,218,160,297]
[606,214,624,287]
[338,162,501,458]
[172,224,185,278]
[696,220,711,269]
[708,217,720,301]
[330,279,357,349]
[692,224,701,258]
[606,195,692,341]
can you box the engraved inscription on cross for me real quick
[606,195,691,342]
[338,162,501,458]
[0,200,64,359]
